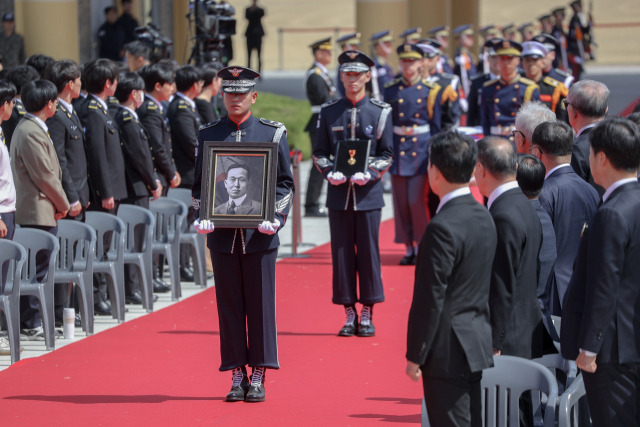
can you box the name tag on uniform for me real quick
[70,125,78,131]
[332,126,344,132]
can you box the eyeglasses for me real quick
[562,99,572,108]
[511,130,525,139]
[529,145,543,155]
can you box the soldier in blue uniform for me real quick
[399,27,422,45]
[467,38,501,127]
[551,6,569,72]
[533,33,575,88]
[567,0,593,81]
[369,30,395,100]
[192,66,294,403]
[385,44,441,265]
[313,51,392,337]
[521,41,569,122]
[481,39,540,140]
[452,24,478,97]
[304,37,335,217]
[335,32,362,98]
[426,26,453,74]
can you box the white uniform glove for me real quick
[258,218,280,235]
[193,219,215,234]
[350,171,371,186]
[327,171,347,185]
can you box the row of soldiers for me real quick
[1,57,224,322]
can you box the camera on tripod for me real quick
[135,24,173,63]
[189,0,237,65]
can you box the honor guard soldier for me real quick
[567,0,593,81]
[467,38,501,127]
[551,6,569,71]
[519,22,536,42]
[3,65,38,150]
[452,24,477,97]
[385,44,441,264]
[399,27,422,45]
[304,37,335,217]
[192,66,294,403]
[502,24,518,41]
[426,26,453,74]
[481,39,540,140]
[521,41,569,122]
[418,40,461,130]
[369,30,395,100]
[335,32,362,98]
[533,33,574,88]
[477,25,503,74]
[313,51,393,337]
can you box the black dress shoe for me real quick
[225,367,250,402]
[357,322,376,337]
[75,313,82,327]
[180,267,194,282]
[125,291,143,305]
[153,278,171,293]
[399,254,415,266]
[94,300,112,316]
[305,207,328,218]
[245,367,266,403]
[338,313,359,337]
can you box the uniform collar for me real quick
[313,62,328,74]
[227,113,256,130]
[90,94,108,112]
[119,104,139,120]
[145,93,163,112]
[176,92,196,109]
[58,97,73,115]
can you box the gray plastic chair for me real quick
[117,205,155,312]
[0,239,27,364]
[558,373,587,427]
[54,220,96,336]
[482,355,558,427]
[149,198,186,301]
[167,188,208,288]
[13,228,60,351]
[85,212,126,322]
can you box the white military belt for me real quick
[393,124,430,136]
[490,125,515,136]
[311,106,322,114]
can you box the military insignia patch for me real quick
[347,51,358,59]
[365,125,374,136]
[229,68,243,77]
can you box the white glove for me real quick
[193,219,215,234]
[327,171,347,186]
[350,171,371,186]
[258,219,280,235]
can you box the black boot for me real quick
[225,366,249,402]
[338,305,358,337]
[245,367,266,402]
[357,304,375,337]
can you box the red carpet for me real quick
[0,220,424,426]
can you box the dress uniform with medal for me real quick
[481,39,540,140]
[192,66,294,403]
[384,43,442,265]
[313,51,393,338]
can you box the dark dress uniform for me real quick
[192,114,294,371]
[537,75,569,122]
[384,62,442,250]
[304,46,336,215]
[195,97,219,125]
[47,99,90,220]
[3,98,26,151]
[167,93,202,189]
[466,72,494,127]
[481,75,540,138]
[137,94,177,196]
[313,94,393,306]
[426,72,461,130]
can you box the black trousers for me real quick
[423,372,483,427]
[246,36,263,73]
[210,247,279,371]
[328,208,385,305]
[583,361,640,426]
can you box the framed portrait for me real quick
[200,141,279,228]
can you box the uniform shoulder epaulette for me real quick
[384,77,402,88]
[259,118,284,128]
[518,76,538,86]
[470,73,487,82]
[483,78,500,87]
[146,101,158,110]
[543,76,560,87]
[421,79,439,89]
[177,99,188,109]
[199,119,220,130]
[321,99,340,109]
[370,98,390,109]
[377,57,387,66]
[87,99,99,110]
[440,72,457,80]
[554,68,571,78]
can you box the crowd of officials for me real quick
[2,0,640,423]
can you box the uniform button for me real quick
[514,84,520,89]
[413,124,418,128]
[399,86,404,90]
[597,331,603,339]
[412,137,417,142]
[495,98,500,103]
[496,86,501,90]
[511,112,516,116]
[412,152,417,157]
[400,137,405,142]
[512,98,517,102]
[400,151,405,156]
[417,98,422,104]
[414,113,420,118]
[496,112,500,116]
[399,99,404,103]
[417,85,422,90]
[399,112,404,117]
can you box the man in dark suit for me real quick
[532,120,599,315]
[567,79,608,196]
[475,136,543,359]
[406,130,496,427]
[213,162,262,215]
[561,117,640,426]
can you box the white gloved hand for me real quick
[327,171,347,185]
[193,219,215,234]
[258,219,280,235]
[350,171,371,186]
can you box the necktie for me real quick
[228,201,236,214]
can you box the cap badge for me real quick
[347,51,358,59]
[229,68,243,77]
[404,45,411,52]
[503,41,510,49]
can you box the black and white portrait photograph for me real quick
[213,154,265,216]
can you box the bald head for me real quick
[477,136,517,179]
